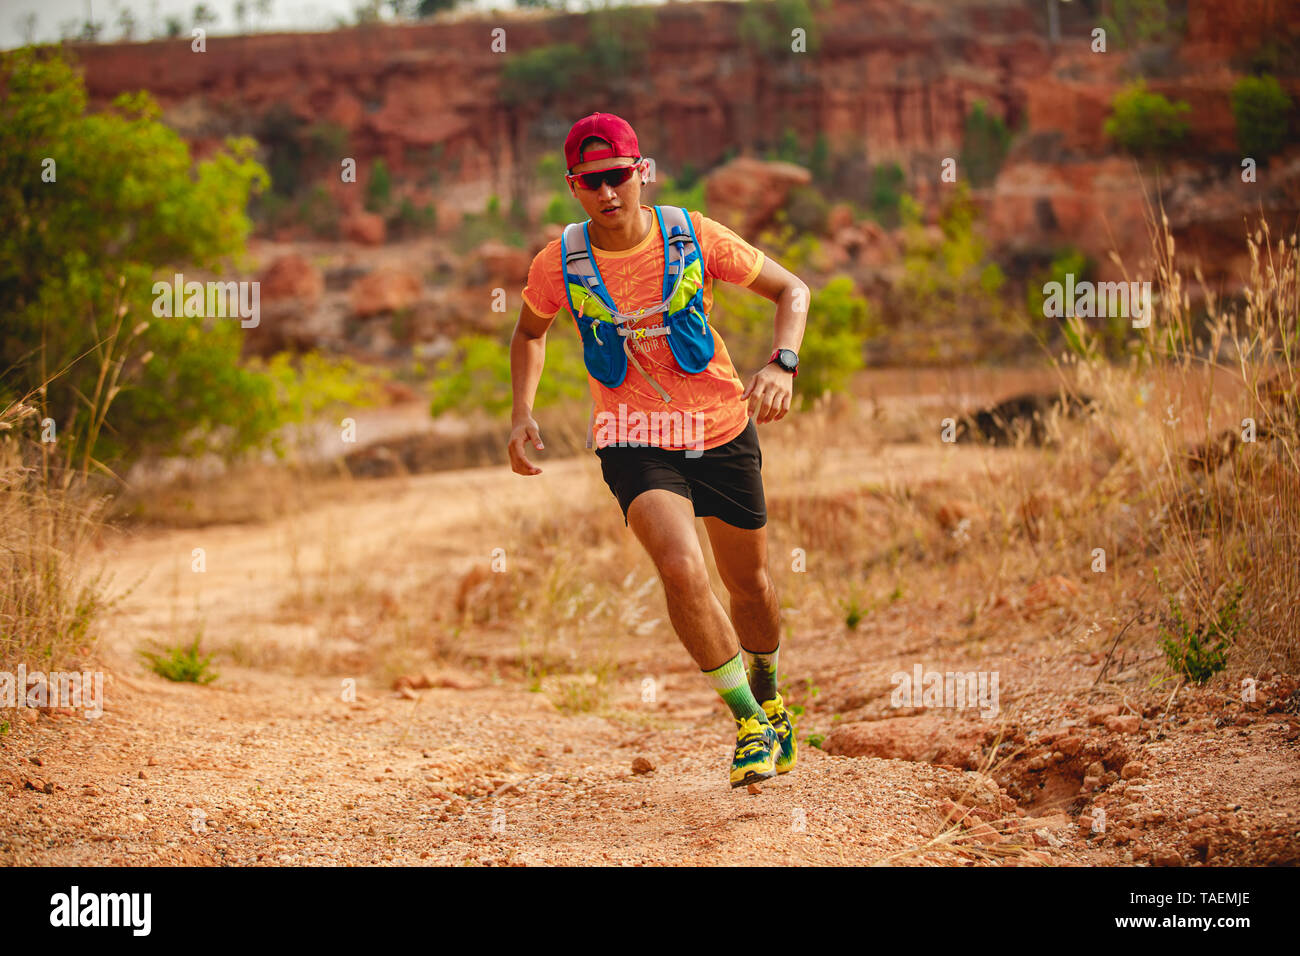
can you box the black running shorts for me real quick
[595,418,767,530]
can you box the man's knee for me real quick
[723,565,773,603]
[654,550,710,596]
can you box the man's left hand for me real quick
[741,362,793,424]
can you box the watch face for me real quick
[777,349,799,370]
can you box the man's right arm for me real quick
[507,299,556,476]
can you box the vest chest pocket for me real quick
[572,295,629,389]
[665,293,714,374]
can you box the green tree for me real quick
[1104,80,1191,155]
[1231,74,1293,161]
[0,47,279,466]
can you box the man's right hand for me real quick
[508,416,545,475]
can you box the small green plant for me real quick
[805,732,826,749]
[140,635,219,684]
[841,595,865,630]
[0,721,9,736]
[1158,581,1245,685]
[1104,80,1191,155]
[1231,74,1293,161]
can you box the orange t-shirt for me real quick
[522,205,766,451]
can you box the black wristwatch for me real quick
[769,348,799,377]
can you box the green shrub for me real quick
[960,101,1012,187]
[390,197,438,237]
[652,173,707,215]
[141,635,219,684]
[1024,248,1129,356]
[365,157,391,212]
[453,194,526,253]
[1098,0,1185,49]
[784,184,830,235]
[1104,80,1191,155]
[586,3,654,82]
[738,0,832,58]
[1231,74,1293,161]
[868,162,905,227]
[793,276,874,405]
[770,126,804,164]
[1158,580,1245,686]
[889,183,1014,361]
[299,183,340,239]
[500,44,582,106]
[543,193,576,226]
[430,329,588,418]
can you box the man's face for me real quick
[568,153,644,225]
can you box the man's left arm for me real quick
[740,256,810,424]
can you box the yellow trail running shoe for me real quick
[730,714,780,788]
[761,693,798,774]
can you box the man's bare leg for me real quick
[625,489,740,670]
[627,488,782,785]
[701,516,779,655]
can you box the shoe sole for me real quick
[730,731,782,788]
[730,766,778,788]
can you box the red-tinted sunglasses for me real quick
[565,160,642,191]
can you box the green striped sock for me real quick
[703,652,766,723]
[741,645,779,704]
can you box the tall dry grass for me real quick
[0,399,112,678]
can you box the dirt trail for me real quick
[10,434,1295,866]
[2,441,1060,866]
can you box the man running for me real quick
[507,112,810,788]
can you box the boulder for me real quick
[704,157,812,236]
[475,239,531,284]
[349,269,422,318]
[342,210,386,246]
[259,253,323,306]
[243,254,328,356]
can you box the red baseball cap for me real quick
[564,112,641,172]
